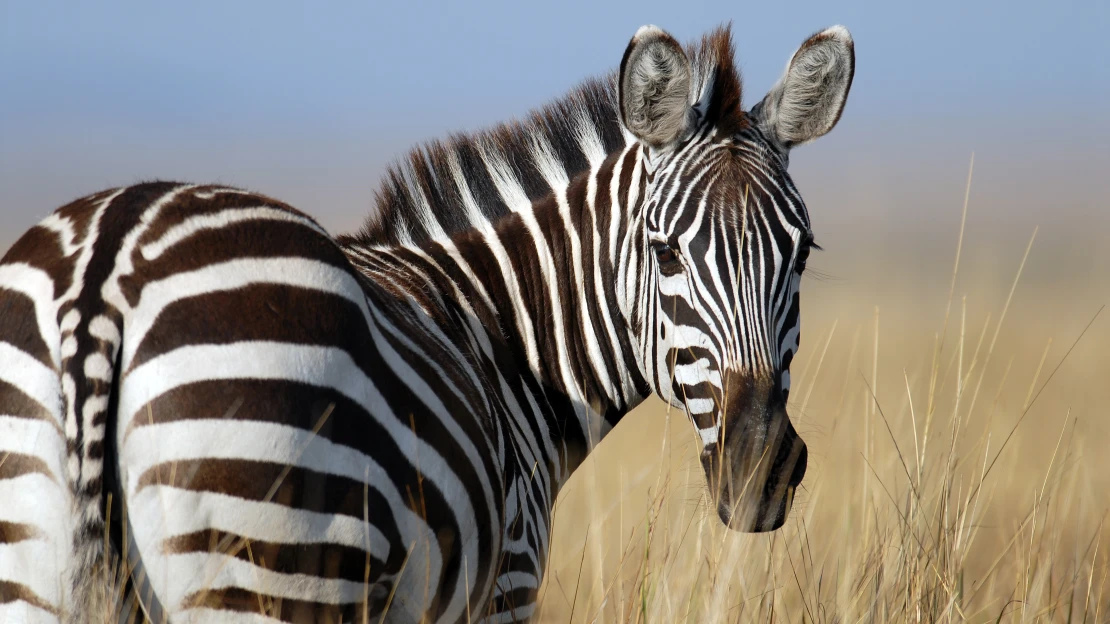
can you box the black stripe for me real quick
[127,285,370,373]
[0,381,56,425]
[0,289,54,367]
[0,580,58,614]
[182,586,370,622]
[120,216,351,310]
[164,529,386,585]
[0,453,56,482]
[0,521,41,545]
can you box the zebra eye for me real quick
[651,242,678,266]
[795,242,812,274]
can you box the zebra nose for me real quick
[770,418,806,495]
[713,403,806,532]
[789,438,807,488]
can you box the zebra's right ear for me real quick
[618,25,694,151]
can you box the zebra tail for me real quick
[60,303,126,620]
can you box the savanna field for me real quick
[536,162,1110,623]
[11,158,1110,624]
[4,5,1110,623]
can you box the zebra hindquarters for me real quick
[1,233,87,621]
[109,290,450,620]
[0,329,71,623]
[113,367,436,623]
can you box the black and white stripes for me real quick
[0,23,852,623]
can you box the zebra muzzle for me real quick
[702,409,807,533]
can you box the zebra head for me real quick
[619,25,854,531]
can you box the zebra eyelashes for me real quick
[794,245,810,274]
[795,236,819,274]
[650,240,682,273]
[652,242,676,263]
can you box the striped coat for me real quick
[0,23,853,623]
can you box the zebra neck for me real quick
[355,147,653,474]
[471,153,650,452]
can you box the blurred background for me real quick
[3,1,1108,620]
[3,2,1107,253]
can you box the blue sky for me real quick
[1,1,1107,251]
[3,1,1107,130]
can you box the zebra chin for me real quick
[700,409,808,533]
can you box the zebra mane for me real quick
[343,26,741,247]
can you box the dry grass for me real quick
[537,178,1110,622]
[83,165,1109,622]
[85,269,1110,623]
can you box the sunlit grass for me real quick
[538,165,1110,622]
[540,295,1108,622]
[85,161,1110,622]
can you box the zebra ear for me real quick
[618,25,693,150]
[751,25,854,154]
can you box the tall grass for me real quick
[538,167,1110,622]
[82,162,1109,622]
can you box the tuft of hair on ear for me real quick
[687,25,746,136]
[619,25,693,148]
[754,25,855,151]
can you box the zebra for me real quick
[0,23,853,624]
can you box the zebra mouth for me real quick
[710,428,807,532]
[717,485,795,532]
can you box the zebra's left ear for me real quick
[618,25,694,152]
[751,25,855,155]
